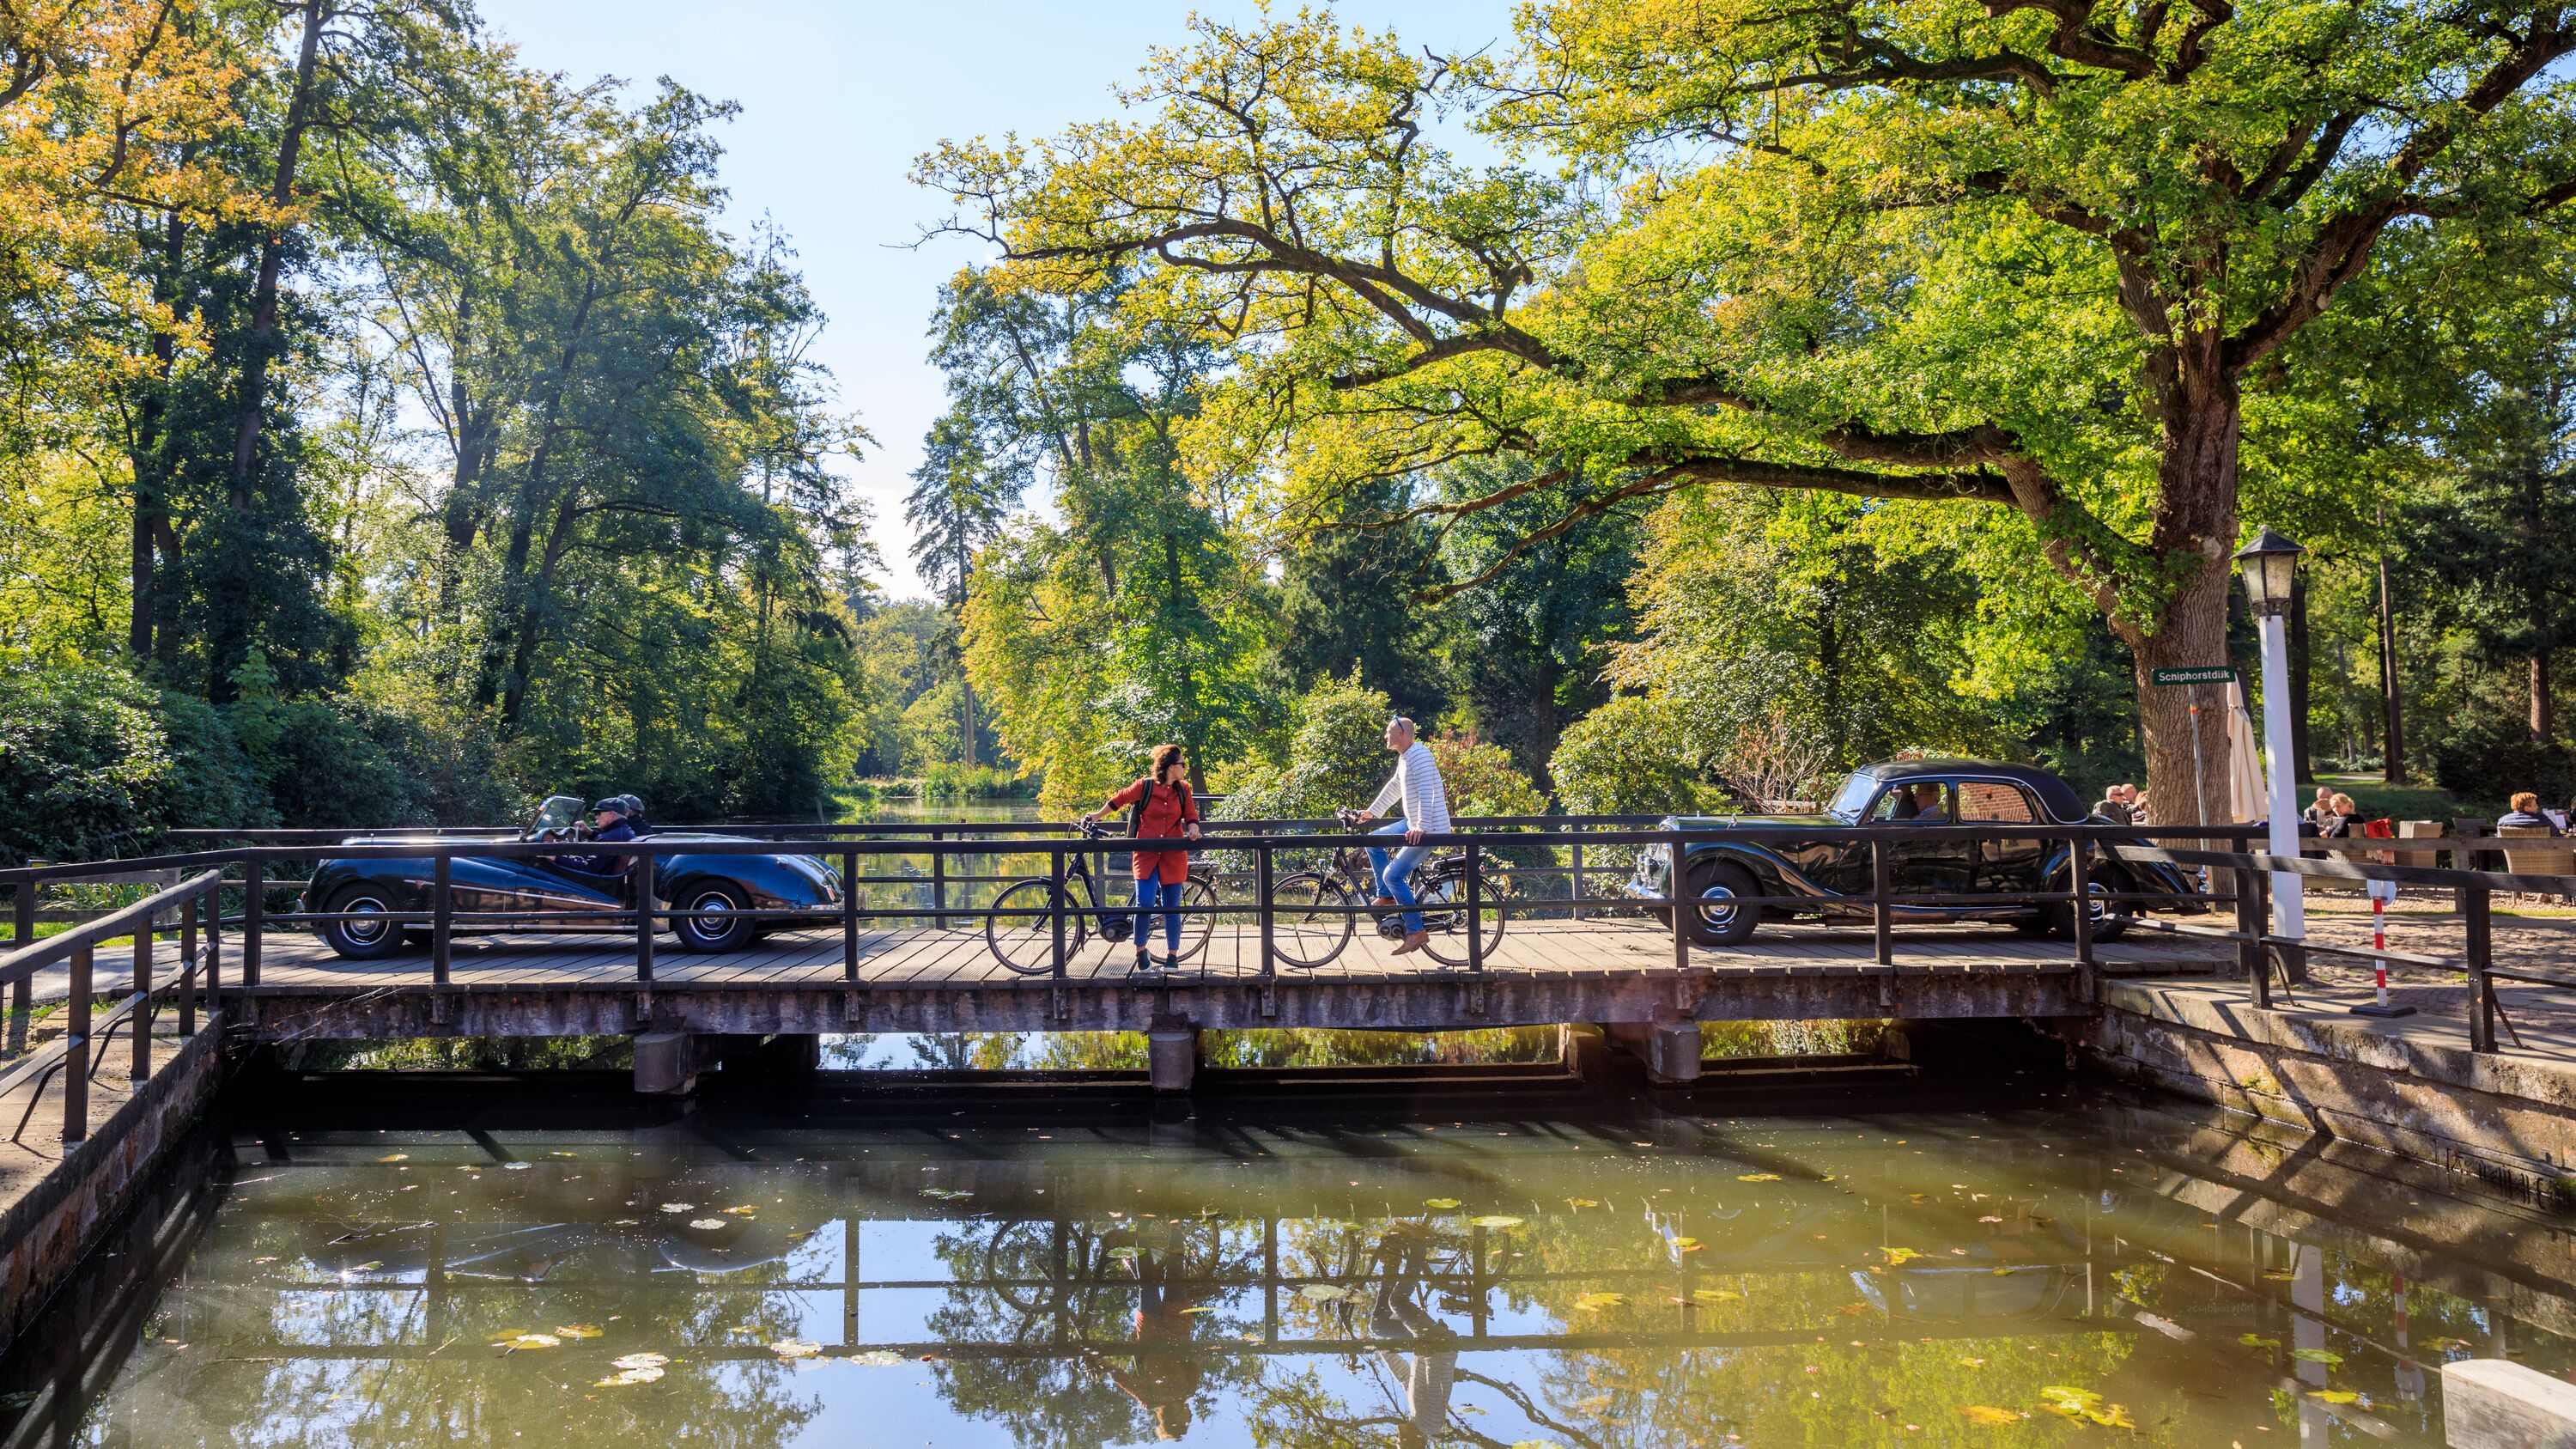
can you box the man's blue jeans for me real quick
[1133,878,1184,954]
[1367,822,1430,935]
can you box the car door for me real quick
[1959,780,2046,907]
[1872,779,1972,916]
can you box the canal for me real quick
[3,1064,2564,1446]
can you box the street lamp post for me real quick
[2235,527,2307,970]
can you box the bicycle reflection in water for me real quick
[1368,1221,1460,1449]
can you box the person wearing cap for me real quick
[1356,716,1452,955]
[563,796,640,874]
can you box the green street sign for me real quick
[2150,665,2237,685]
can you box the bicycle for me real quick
[984,819,1218,976]
[1263,807,1510,970]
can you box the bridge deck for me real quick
[222,917,2229,1038]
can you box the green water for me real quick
[10,1084,2567,1446]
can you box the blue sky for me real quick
[471,0,1516,598]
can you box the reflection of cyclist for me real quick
[1369,1222,1457,1447]
[1097,1220,1206,1440]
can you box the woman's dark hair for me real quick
[1151,743,1186,782]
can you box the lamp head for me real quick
[2234,526,2305,617]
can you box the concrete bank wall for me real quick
[2091,983,2576,1202]
[0,1022,229,1351]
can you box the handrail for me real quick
[0,871,224,989]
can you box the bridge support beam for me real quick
[1147,1029,1200,1094]
[633,1032,714,1096]
[1605,1021,1704,1085]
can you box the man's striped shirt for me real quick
[1368,741,1453,835]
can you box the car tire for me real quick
[320,885,407,960]
[671,880,756,953]
[2049,870,2136,942]
[1684,861,1763,947]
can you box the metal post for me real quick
[9,875,33,1056]
[841,849,860,986]
[2253,605,2306,948]
[2465,881,2495,1053]
[1668,833,1690,968]
[634,852,656,985]
[431,854,453,989]
[1255,843,1276,981]
[240,861,264,988]
[932,830,948,930]
[1466,842,1485,976]
[203,889,222,1014]
[2069,832,2096,985]
[1571,839,1585,923]
[131,898,153,1083]
[177,884,197,1039]
[1048,849,1068,986]
[2239,865,2270,1010]
[1871,835,1894,967]
[63,943,91,1147]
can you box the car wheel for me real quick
[671,880,756,953]
[1685,861,1762,947]
[320,885,407,960]
[2050,871,2135,942]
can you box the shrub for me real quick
[0,660,180,864]
[1550,695,1722,817]
[1424,732,1545,819]
[1213,671,1395,823]
[2429,713,2576,810]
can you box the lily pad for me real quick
[2308,1389,2360,1404]
[378,1154,409,1163]
[1297,1284,1349,1302]
[1959,1405,2023,1425]
[687,1219,727,1231]
[1423,1197,1461,1210]
[1470,1215,1523,1229]
[848,1350,905,1367]
[594,1366,665,1386]
[657,1203,695,1214]
[555,1324,603,1339]
[1571,1292,1626,1312]
[1737,1172,1783,1183]
[769,1341,823,1360]
[492,1333,559,1351]
[611,1353,669,1371]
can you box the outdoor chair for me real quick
[2495,825,2575,905]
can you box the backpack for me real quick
[1127,776,1199,839]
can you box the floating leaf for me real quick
[492,1333,559,1351]
[378,1154,409,1163]
[348,1261,383,1273]
[1692,1288,1742,1303]
[2238,1333,2281,1351]
[657,1203,694,1215]
[919,1188,973,1201]
[2308,1389,2360,1404]
[1671,1236,1700,1251]
[1423,1198,1461,1210]
[1881,1247,1924,1266]
[1737,1173,1783,1183]
[1298,1284,1348,1302]
[1571,1292,1627,1312]
[848,1350,904,1367]
[723,1206,759,1216]
[1978,1215,2004,1223]
[594,1366,664,1386]
[2289,1349,2345,1367]
[1471,1215,1523,1228]
[1566,1198,1599,1209]
[687,1219,727,1231]
[1959,1405,2023,1425]
[555,1324,603,1340]
[768,1341,823,1360]
[611,1353,669,1371]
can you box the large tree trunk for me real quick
[2125,354,2242,832]
[209,0,327,701]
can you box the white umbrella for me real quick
[2226,680,2267,824]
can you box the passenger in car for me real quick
[1908,782,1950,825]
[563,798,639,874]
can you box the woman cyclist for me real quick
[1084,744,1204,974]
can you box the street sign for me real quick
[2150,665,2237,685]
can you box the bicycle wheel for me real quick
[1266,872,1356,969]
[1413,861,1510,969]
[986,878,1078,976]
[1166,875,1220,963]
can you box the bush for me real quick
[1550,695,1724,817]
[226,651,412,828]
[1213,671,1396,823]
[2429,714,2576,810]
[0,660,182,865]
[1424,732,1545,819]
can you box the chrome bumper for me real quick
[1620,881,1668,902]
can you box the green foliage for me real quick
[2430,715,2576,807]
[1213,672,1397,822]
[1264,488,1452,727]
[1423,733,1545,818]
[1549,695,1722,818]
[0,659,182,866]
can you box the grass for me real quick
[2311,772,2484,823]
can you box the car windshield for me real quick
[526,795,585,837]
[1826,774,1880,823]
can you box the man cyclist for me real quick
[1355,716,1451,956]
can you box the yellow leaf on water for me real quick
[1882,1247,1924,1266]
[1959,1405,2022,1425]
[723,1206,758,1216]
[554,1324,602,1340]
[2308,1390,2360,1404]
[378,1154,408,1162]
[1737,1173,1782,1183]
[1424,1197,1462,1209]
[1571,1293,1626,1312]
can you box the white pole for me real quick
[2254,609,2306,942]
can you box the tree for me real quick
[1265,482,1451,728]
[923,2,2576,821]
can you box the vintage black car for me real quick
[1627,759,2201,947]
[301,795,841,959]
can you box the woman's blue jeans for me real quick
[1133,878,1184,953]
[1367,823,1429,935]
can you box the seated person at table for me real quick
[2498,791,2559,832]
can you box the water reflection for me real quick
[9,1093,2573,1446]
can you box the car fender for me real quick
[658,851,832,911]
[1674,841,1816,902]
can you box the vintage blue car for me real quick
[1627,759,2202,947]
[300,795,841,959]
